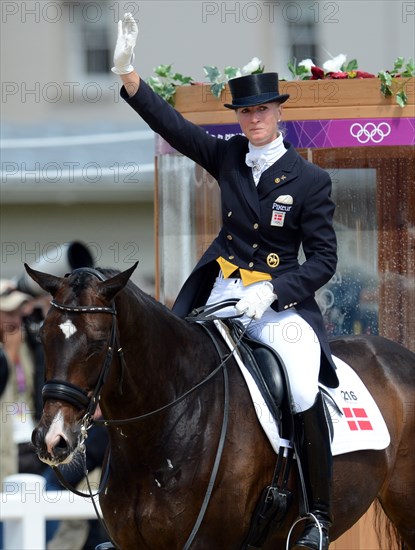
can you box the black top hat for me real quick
[224,72,289,109]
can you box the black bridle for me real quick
[43,268,123,436]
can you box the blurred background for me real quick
[1,0,413,295]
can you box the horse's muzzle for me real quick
[31,424,74,466]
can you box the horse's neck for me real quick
[105,292,211,423]
[103,302,221,468]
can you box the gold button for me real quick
[253,223,259,229]
[228,211,232,217]
[248,262,254,268]
[275,177,281,184]
[267,253,280,268]
[252,243,258,248]
[227,235,233,240]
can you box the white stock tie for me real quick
[245,134,287,185]
[245,154,268,185]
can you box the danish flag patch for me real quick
[271,211,286,227]
[343,407,373,431]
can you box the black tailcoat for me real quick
[121,82,339,387]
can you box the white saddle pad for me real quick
[214,320,390,456]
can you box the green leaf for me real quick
[378,71,392,86]
[343,59,358,72]
[223,66,239,80]
[406,57,415,74]
[396,89,408,107]
[401,58,415,77]
[379,82,393,97]
[393,56,405,72]
[172,73,193,85]
[210,81,226,98]
[159,83,177,104]
[203,65,222,83]
[287,61,297,79]
[296,65,310,76]
[154,64,173,78]
[147,77,163,92]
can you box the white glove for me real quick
[235,282,277,321]
[112,13,138,75]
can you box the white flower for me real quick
[298,58,314,73]
[241,57,262,75]
[323,54,347,73]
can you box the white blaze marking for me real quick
[45,409,65,451]
[59,319,77,339]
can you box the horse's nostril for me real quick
[31,427,43,449]
[53,436,70,459]
[55,436,67,450]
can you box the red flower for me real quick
[310,65,324,79]
[308,65,376,81]
[326,71,349,79]
[355,71,376,78]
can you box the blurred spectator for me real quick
[0,280,46,478]
[0,346,9,398]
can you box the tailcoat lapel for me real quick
[239,154,261,218]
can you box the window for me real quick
[284,1,318,63]
[64,1,113,79]
[82,23,112,74]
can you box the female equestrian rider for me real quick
[112,13,338,550]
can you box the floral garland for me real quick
[288,54,414,108]
[147,55,414,108]
[146,57,264,106]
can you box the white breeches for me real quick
[206,277,321,413]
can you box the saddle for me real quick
[226,319,293,441]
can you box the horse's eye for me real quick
[87,340,107,355]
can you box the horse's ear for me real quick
[98,262,138,301]
[24,263,63,297]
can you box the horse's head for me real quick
[27,262,137,466]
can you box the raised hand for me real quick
[112,12,138,75]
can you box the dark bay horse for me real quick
[27,263,415,549]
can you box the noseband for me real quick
[43,268,123,427]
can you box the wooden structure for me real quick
[174,78,414,122]
[154,78,414,547]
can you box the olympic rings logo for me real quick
[350,122,391,144]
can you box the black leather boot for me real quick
[291,393,333,550]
